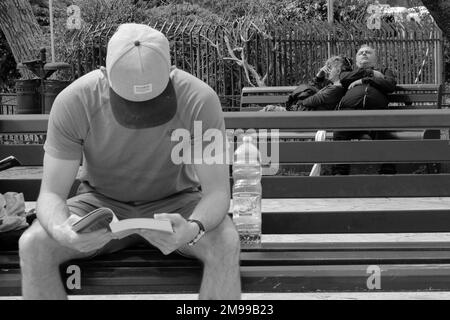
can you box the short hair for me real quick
[357,45,376,54]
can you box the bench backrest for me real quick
[1,111,449,197]
[240,84,443,110]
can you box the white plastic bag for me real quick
[309,130,327,177]
[0,192,28,233]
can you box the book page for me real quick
[110,218,174,234]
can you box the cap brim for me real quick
[110,79,177,129]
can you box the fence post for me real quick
[327,0,334,57]
[434,26,444,85]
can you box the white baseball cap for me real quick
[106,23,177,129]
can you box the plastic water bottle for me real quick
[232,135,262,245]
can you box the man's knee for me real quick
[19,221,69,267]
[201,217,241,263]
[19,222,49,261]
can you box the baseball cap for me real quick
[106,23,177,129]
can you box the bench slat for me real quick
[0,115,48,133]
[2,138,446,165]
[395,84,442,91]
[240,95,289,105]
[0,145,44,166]
[2,174,450,200]
[3,262,450,295]
[225,110,450,130]
[277,140,450,163]
[260,175,450,198]
[0,178,79,201]
[388,93,441,103]
[5,247,450,269]
[3,110,450,131]
[262,209,450,233]
[242,86,296,94]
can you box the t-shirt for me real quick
[44,67,226,202]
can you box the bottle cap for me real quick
[234,135,260,165]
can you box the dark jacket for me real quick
[294,84,346,111]
[286,74,332,110]
[338,67,396,110]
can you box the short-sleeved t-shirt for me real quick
[44,67,226,202]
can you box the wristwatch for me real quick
[187,219,206,246]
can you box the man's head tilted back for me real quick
[106,23,177,129]
[356,45,377,69]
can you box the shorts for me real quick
[68,182,202,257]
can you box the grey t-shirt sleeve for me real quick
[43,86,88,161]
[194,89,225,132]
[190,87,227,163]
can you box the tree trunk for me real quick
[421,0,450,40]
[0,0,45,79]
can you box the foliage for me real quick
[0,31,20,91]
[1,0,449,86]
[71,0,153,26]
[166,0,372,23]
[146,3,224,25]
[29,0,73,27]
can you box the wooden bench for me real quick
[240,83,443,139]
[2,110,450,296]
[240,84,444,111]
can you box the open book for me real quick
[71,207,174,236]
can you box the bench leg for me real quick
[178,215,241,300]
[19,220,93,300]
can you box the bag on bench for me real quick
[0,192,28,233]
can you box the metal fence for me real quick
[0,93,16,114]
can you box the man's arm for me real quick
[188,162,231,232]
[340,68,371,88]
[300,86,346,110]
[37,153,79,229]
[144,162,230,255]
[364,68,397,93]
[37,153,113,252]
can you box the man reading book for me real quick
[18,23,240,300]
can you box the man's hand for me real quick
[137,213,199,255]
[348,79,363,89]
[51,215,114,253]
[316,65,331,78]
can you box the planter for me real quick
[15,79,41,114]
[43,80,70,114]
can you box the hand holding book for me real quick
[71,207,174,238]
